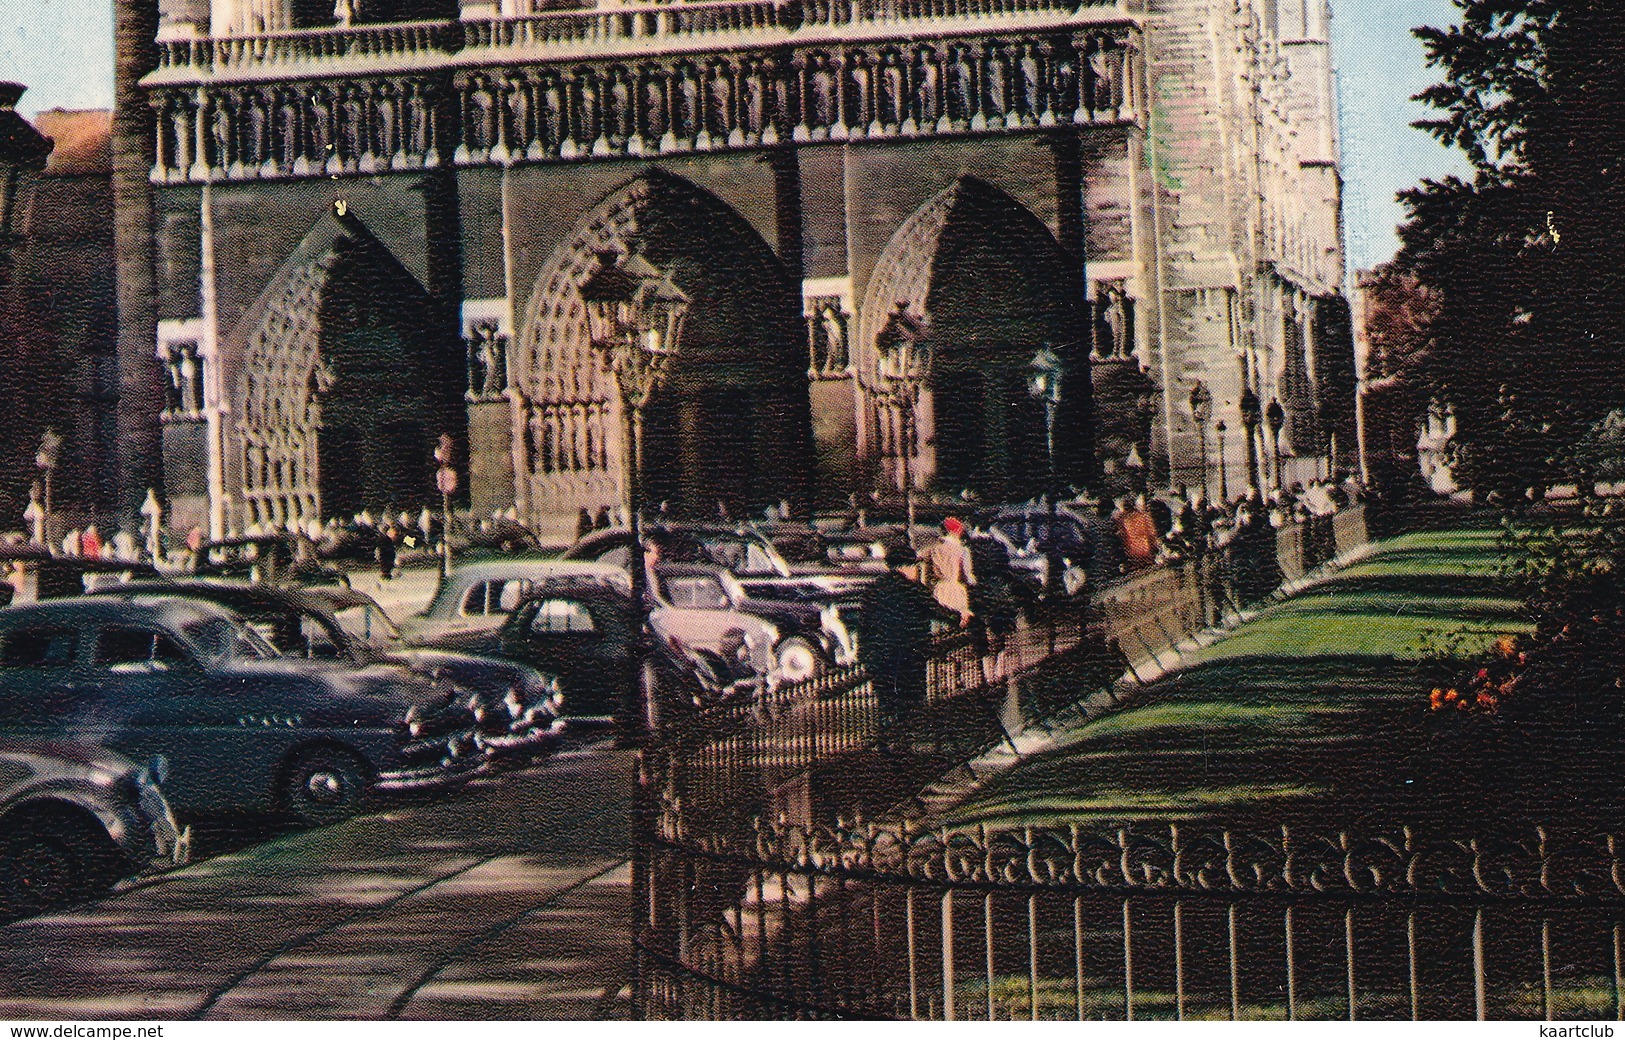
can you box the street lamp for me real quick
[1265,398,1286,491]
[34,429,60,553]
[434,433,457,579]
[870,304,931,548]
[1239,387,1262,494]
[22,483,43,547]
[580,247,690,734]
[1027,345,1064,506]
[1188,381,1212,502]
[1214,419,1229,503]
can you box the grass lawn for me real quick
[938,525,1556,833]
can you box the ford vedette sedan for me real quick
[0,597,477,825]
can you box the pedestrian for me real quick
[80,524,101,561]
[593,505,613,532]
[575,507,594,542]
[966,525,1020,682]
[857,545,941,742]
[1116,496,1157,569]
[377,523,397,580]
[927,517,975,626]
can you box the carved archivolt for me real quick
[235,252,340,527]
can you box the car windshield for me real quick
[181,616,279,663]
[703,536,786,577]
[329,602,402,647]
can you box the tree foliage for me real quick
[1398,0,1625,499]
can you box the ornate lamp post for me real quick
[870,305,931,548]
[1239,387,1262,494]
[1214,419,1229,504]
[1027,345,1064,506]
[434,434,457,579]
[1188,381,1212,502]
[34,429,60,553]
[1265,398,1286,491]
[580,247,690,732]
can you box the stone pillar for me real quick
[114,0,164,528]
[1049,131,1095,488]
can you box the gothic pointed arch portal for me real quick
[856,175,1088,502]
[229,209,461,529]
[512,169,810,529]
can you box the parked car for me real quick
[0,597,478,825]
[563,524,873,601]
[0,738,188,916]
[98,581,565,764]
[981,507,1094,599]
[400,560,629,654]
[653,563,856,681]
[498,574,780,718]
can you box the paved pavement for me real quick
[0,743,634,1020]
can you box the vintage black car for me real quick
[100,581,566,763]
[0,738,188,916]
[0,597,477,825]
[497,578,773,721]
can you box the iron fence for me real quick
[633,507,1403,1020]
[638,818,1625,1020]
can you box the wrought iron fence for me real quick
[633,506,1399,1020]
[638,818,1625,1020]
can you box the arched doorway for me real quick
[229,207,461,528]
[855,176,1088,503]
[511,169,810,531]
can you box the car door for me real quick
[87,624,274,816]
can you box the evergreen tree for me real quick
[1399,0,1625,499]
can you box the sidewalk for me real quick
[0,746,633,1020]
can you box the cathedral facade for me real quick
[111,0,1350,539]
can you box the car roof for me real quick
[445,559,625,583]
[99,579,337,616]
[0,594,237,628]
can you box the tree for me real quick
[1398,0,1625,500]
[1357,265,1442,497]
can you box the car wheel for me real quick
[0,812,119,916]
[282,747,367,827]
[774,636,823,684]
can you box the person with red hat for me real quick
[927,516,976,627]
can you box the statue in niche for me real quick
[985,46,1008,118]
[641,72,666,141]
[879,53,904,126]
[707,64,732,137]
[1019,45,1043,118]
[912,49,938,125]
[1094,284,1132,358]
[468,323,507,398]
[340,88,366,160]
[818,304,848,374]
[1090,41,1115,112]
[676,66,700,138]
[210,101,234,168]
[744,65,766,134]
[543,76,567,147]
[163,348,187,415]
[609,70,633,140]
[947,46,974,123]
[809,59,836,128]
[180,345,203,414]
